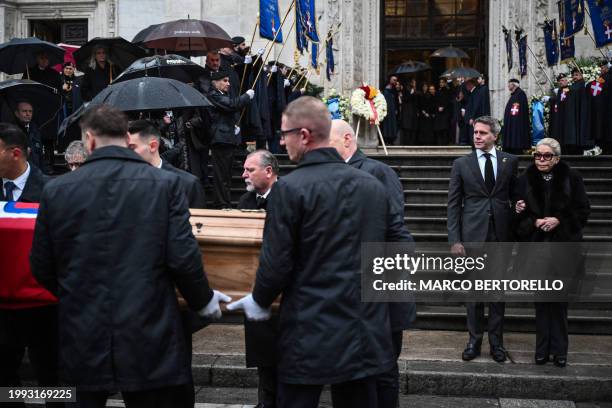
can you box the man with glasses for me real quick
[228,97,408,408]
[447,115,519,364]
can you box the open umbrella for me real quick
[441,66,481,79]
[0,79,62,129]
[52,43,80,73]
[393,61,431,74]
[114,54,205,84]
[132,24,163,45]
[89,76,211,112]
[73,37,146,73]
[431,46,469,59]
[0,38,65,75]
[140,19,233,56]
[57,103,87,151]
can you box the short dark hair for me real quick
[0,123,29,154]
[80,105,128,139]
[473,116,501,136]
[128,119,161,142]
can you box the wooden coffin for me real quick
[189,209,265,303]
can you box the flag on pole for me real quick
[543,20,560,66]
[297,0,320,43]
[260,0,284,43]
[586,0,612,48]
[311,41,318,69]
[558,1,577,62]
[296,3,309,54]
[559,0,586,38]
[516,30,528,78]
[326,32,335,81]
[503,26,513,72]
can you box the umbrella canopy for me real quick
[0,79,62,129]
[0,37,65,75]
[441,66,481,79]
[57,103,87,151]
[52,43,80,73]
[89,76,211,112]
[73,37,146,72]
[393,61,431,74]
[431,46,469,59]
[140,19,233,56]
[132,24,163,45]
[114,54,205,84]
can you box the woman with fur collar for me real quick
[514,138,590,368]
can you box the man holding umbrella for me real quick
[21,52,61,92]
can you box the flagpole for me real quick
[267,17,296,86]
[524,41,555,87]
[512,39,547,95]
[240,14,260,94]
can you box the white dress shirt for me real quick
[476,148,497,181]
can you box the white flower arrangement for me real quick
[350,85,387,125]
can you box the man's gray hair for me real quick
[537,137,562,156]
[64,140,88,163]
[248,149,279,175]
[473,116,501,136]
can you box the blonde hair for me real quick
[88,45,113,70]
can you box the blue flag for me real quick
[503,26,513,72]
[559,0,585,38]
[586,0,612,48]
[543,20,560,66]
[297,0,320,43]
[311,41,318,69]
[326,33,334,81]
[295,5,309,54]
[516,31,528,78]
[260,0,283,43]
[531,100,545,145]
[558,1,576,61]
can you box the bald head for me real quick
[280,96,332,162]
[329,119,357,161]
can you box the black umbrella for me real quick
[57,103,88,151]
[431,46,469,59]
[132,24,163,45]
[393,61,431,74]
[140,19,233,56]
[89,76,211,112]
[114,54,205,84]
[73,37,146,73]
[0,79,62,129]
[0,37,65,76]
[441,66,481,79]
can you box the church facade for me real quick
[0,0,605,122]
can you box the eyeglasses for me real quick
[533,152,557,161]
[67,162,84,170]
[277,127,307,140]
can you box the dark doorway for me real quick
[30,19,88,45]
[381,0,488,86]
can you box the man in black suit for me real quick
[0,123,60,408]
[329,119,415,408]
[30,105,230,408]
[447,116,519,363]
[238,149,279,408]
[464,79,491,143]
[13,101,44,171]
[127,119,205,209]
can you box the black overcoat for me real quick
[502,87,531,150]
[30,146,213,392]
[206,88,251,146]
[252,148,407,385]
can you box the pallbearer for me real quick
[502,79,531,154]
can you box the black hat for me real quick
[232,36,246,45]
[571,67,582,74]
[508,78,520,84]
[556,73,567,81]
[210,70,230,81]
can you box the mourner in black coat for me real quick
[228,98,408,408]
[548,74,570,141]
[502,80,531,153]
[464,79,490,142]
[80,47,117,102]
[22,53,62,92]
[30,106,227,406]
[399,80,419,145]
[563,69,593,153]
[14,101,44,172]
[514,139,590,367]
[381,76,399,145]
[0,124,58,402]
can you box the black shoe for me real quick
[553,355,567,367]
[490,346,507,363]
[462,343,481,361]
[535,355,549,365]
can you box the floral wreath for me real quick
[350,85,387,125]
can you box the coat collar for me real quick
[82,145,148,166]
[20,164,46,203]
[297,148,345,168]
[347,149,367,166]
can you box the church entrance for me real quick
[30,19,88,45]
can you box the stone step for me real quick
[399,177,612,192]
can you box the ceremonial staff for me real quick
[512,38,547,95]
[240,13,260,94]
[516,25,555,87]
[267,17,296,86]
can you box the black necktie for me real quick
[4,181,16,201]
[256,195,267,210]
[483,153,495,193]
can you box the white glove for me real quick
[542,95,551,103]
[246,89,255,99]
[270,64,278,73]
[284,78,291,87]
[226,293,271,321]
[234,125,241,136]
[244,55,253,64]
[257,47,265,56]
[198,290,232,319]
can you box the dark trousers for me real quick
[277,376,378,408]
[245,315,279,407]
[376,330,403,408]
[400,129,418,145]
[187,145,210,189]
[75,386,185,408]
[211,144,235,209]
[535,302,568,358]
[0,305,62,408]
